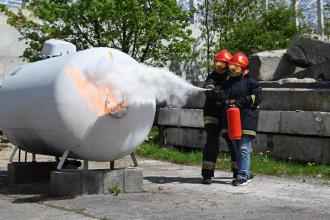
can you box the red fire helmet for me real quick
[228,52,249,69]
[214,49,232,62]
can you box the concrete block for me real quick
[180,109,203,127]
[158,108,330,137]
[258,111,330,137]
[157,108,180,126]
[258,111,281,133]
[252,133,330,163]
[50,168,143,196]
[183,92,205,109]
[82,170,104,195]
[165,127,229,152]
[279,111,330,136]
[123,168,143,193]
[166,127,204,148]
[8,162,57,184]
[164,127,330,163]
[103,169,124,194]
[50,171,82,196]
[261,88,330,111]
[249,51,305,81]
[158,108,203,128]
[286,36,330,67]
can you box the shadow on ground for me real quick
[0,170,76,204]
[144,176,233,185]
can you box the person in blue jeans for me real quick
[220,52,262,186]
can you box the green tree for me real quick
[197,0,312,74]
[226,2,311,56]
[198,0,260,74]
[325,2,330,39]
[0,0,195,66]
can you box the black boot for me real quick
[202,177,212,185]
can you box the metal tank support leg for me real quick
[83,160,89,170]
[57,150,70,170]
[110,161,115,170]
[9,146,18,162]
[18,148,21,162]
[131,152,138,167]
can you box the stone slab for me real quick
[253,133,330,164]
[181,87,330,111]
[50,168,143,196]
[8,162,57,184]
[158,108,180,126]
[249,50,303,81]
[259,81,330,89]
[163,127,330,163]
[158,108,330,137]
[158,107,203,128]
[290,60,330,81]
[261,88,330,111]
[183,91,205,109]
[123,168,143,193]
[286,36,330,68]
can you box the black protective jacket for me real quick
[203,71,228,125]
[221,75,262,136]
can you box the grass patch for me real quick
[107,185,122,196]
[137,130,330,180]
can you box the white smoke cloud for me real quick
[82,57,205,107]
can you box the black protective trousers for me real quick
[202,123,237,178]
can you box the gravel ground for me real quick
[0,146,330,220]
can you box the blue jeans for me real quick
[232,135,252,181]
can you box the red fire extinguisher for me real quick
[227,105,242,140]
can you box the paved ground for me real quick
[0,146,330,220]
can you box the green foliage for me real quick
[1,0,195,65]
[325,3,330,39]
[197,0,312,73]
[225,2,311,56]
[107,185,122,196]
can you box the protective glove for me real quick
[204,78,217,98]
[237,95,252,107]
[205,87,218,99]
[227,96,252,107]
[216,89,227,103]
[204,79,216,88]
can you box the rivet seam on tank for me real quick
[65,66,127,117]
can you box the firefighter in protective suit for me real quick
[221,52,262,186]
[201,49,238,184]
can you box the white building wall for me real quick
[0,12,26,85]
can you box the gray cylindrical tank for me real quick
[0,48,156,161]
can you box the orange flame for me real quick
[65,67,127,116]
